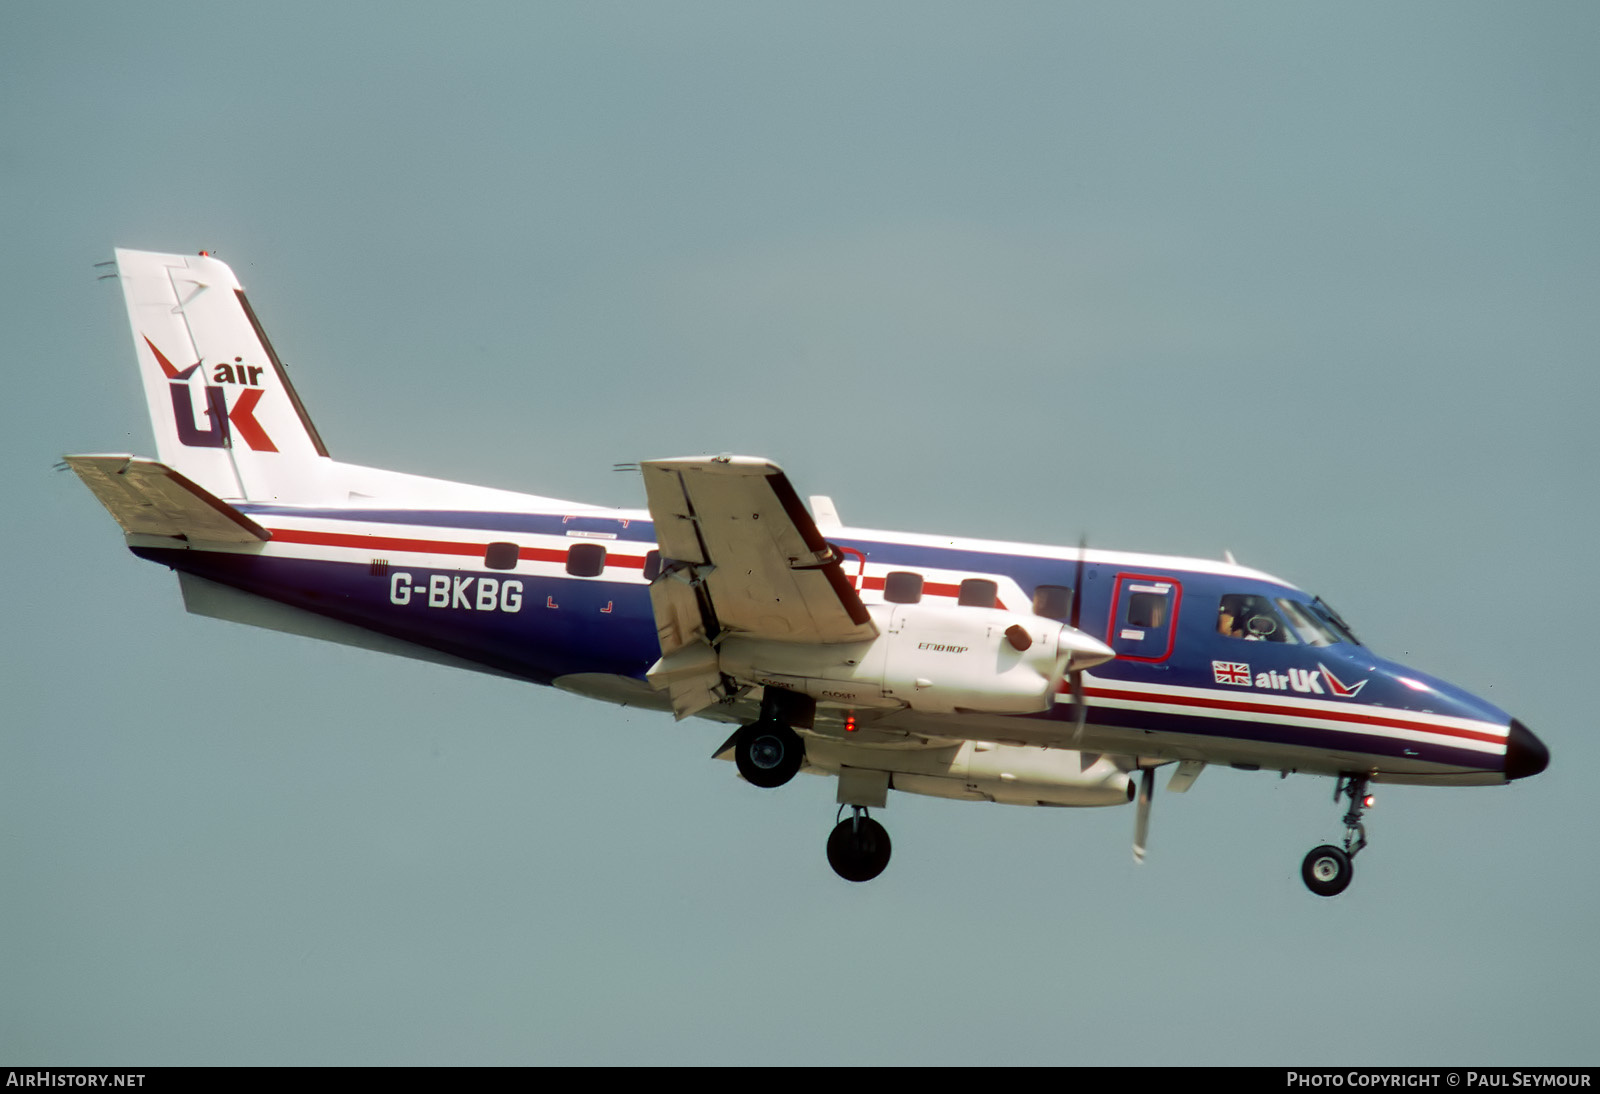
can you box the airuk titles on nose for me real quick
[1213,660,1324,693]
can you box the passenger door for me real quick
[1106,574,1182,663]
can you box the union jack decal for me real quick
[1213,660,1252,686]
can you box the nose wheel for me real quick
[827,806,891,882]
[1301,774,1371,897]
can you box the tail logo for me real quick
[144,336,278,452]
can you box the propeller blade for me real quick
[1133,767,1155,863]
[1069,535,1086,630]
[1068,535,1090,742]
[1070,667,1088,743]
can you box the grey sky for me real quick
[3,1,1596,1065]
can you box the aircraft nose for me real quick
[1504,718,1550,781]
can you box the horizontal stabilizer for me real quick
[64,455,271,543]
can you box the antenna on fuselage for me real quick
[1133,766,1156,863]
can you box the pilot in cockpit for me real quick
[1218,595,1277,641]
[1217,603,1243,638]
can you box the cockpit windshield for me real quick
[1217,593,1361,646]
[1309,596,1362,645]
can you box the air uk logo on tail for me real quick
[144,335,278,452]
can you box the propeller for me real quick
[1133,766,1155,863]
[1031,535,1114,705]
[1068,535,1095,743]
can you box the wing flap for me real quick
[640,456,876,720]
[641,457,874,644]
[65,455,271,543]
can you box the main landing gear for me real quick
[729,689,894,883]
[1301,774,1371,897]
[827,806,891,882]
[731,687,813,789]
[733,720,804,788]
[730,716,894,882]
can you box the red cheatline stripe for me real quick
[859,576,1005,608]
[267,527,647,568]
[272,527,502,556]
[1084,684,1506,746]
[270,529,1009,595]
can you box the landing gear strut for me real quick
[1301,774,1371,897]
[827,806,891,882]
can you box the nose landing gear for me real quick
[1301,774,1371,897]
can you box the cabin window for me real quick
[642,550,662,581]
[566,543,607,577]
[1033,584,1072,620]
[484,542,519,571]
[1128,591,1168,628]
[958,578,998,608]
[883,571,924,604]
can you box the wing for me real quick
[641,456,875,718]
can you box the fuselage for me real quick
[127,496,1547,789]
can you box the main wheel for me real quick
[827,816,892,882]
[1301,844,1353,897]
[734,721,804,788]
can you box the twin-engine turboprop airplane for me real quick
[67,249,1549,893]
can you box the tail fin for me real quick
[114,249,330,502]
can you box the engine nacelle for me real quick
[719,602,1114,715]
[803,737,1133,807]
